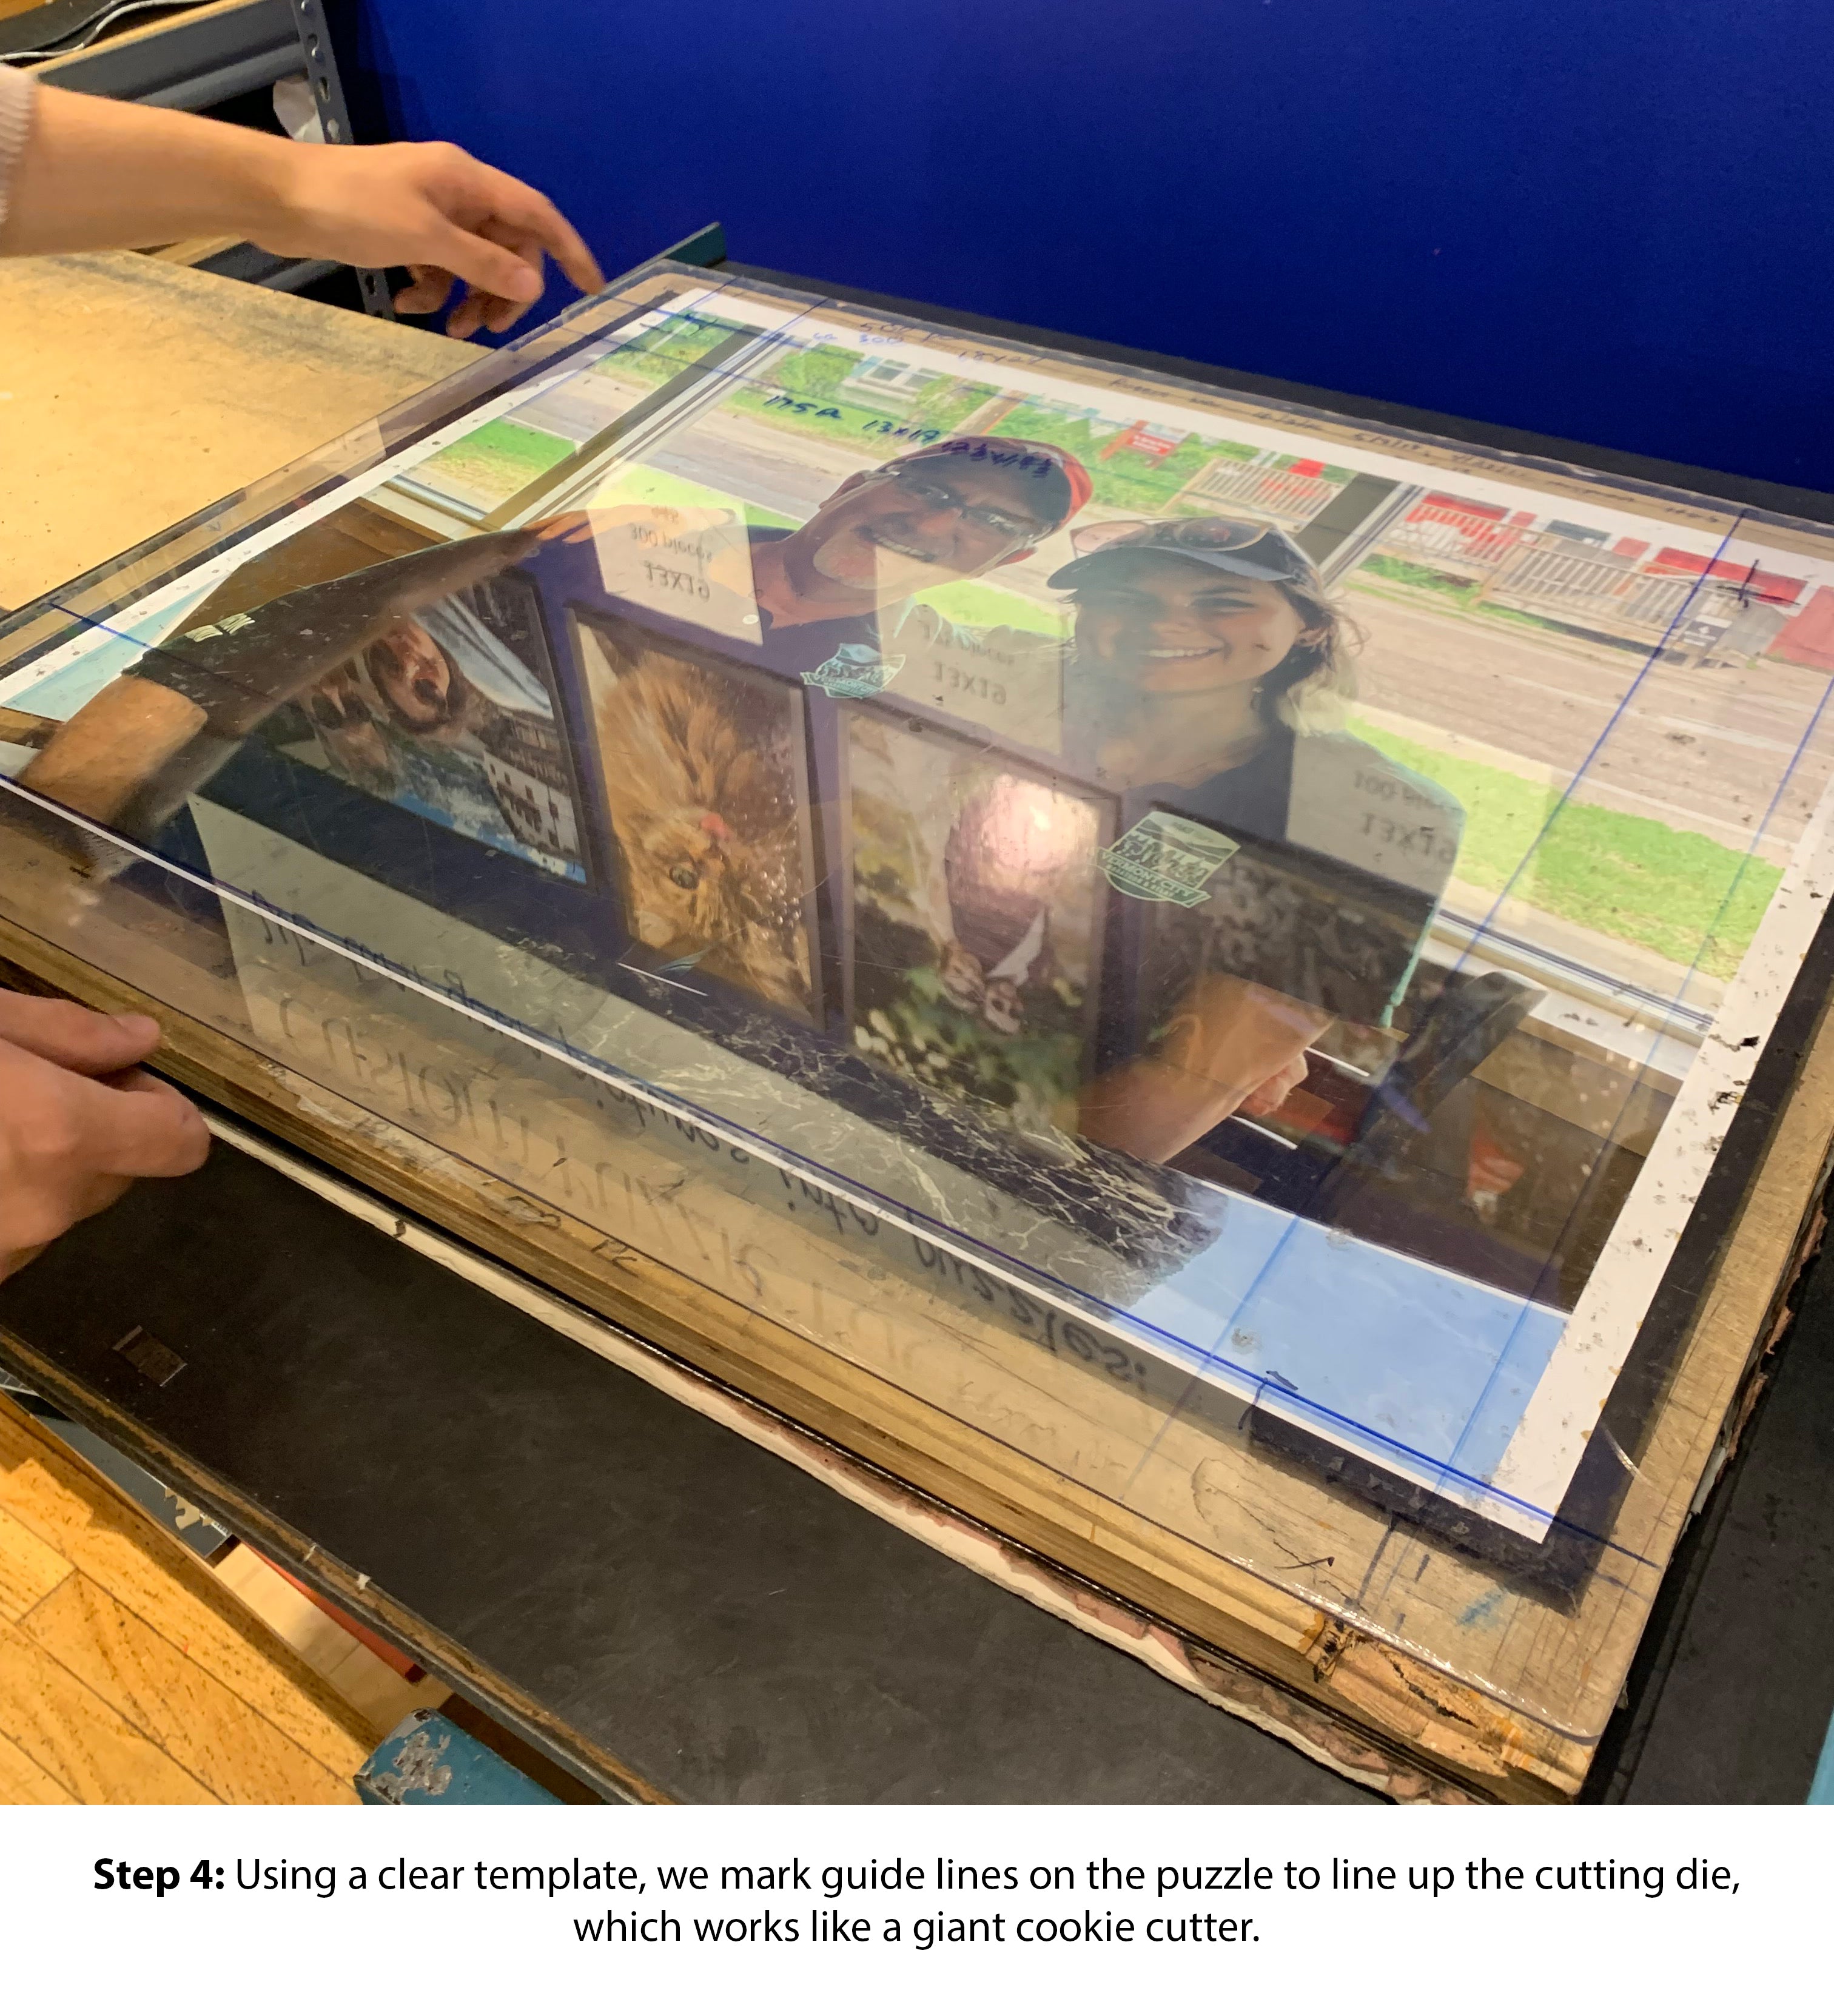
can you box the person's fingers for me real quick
[64,1171,134,1227]
[483,289,528,336]
[1255,1055,1309,1113]
[2,1166,130,1267]
[451,167,603,299]
[379,532,539,619]
[260,143,599,332]
[443,269,519,338]
[416,215,543,317]
[0,1244,50,1287]
[531,513,594,544]
[1239,1057,1307,1118]
[394,264,455,316]
[76,1070,211,1180]
[489,180,603,297]
[435,196,600,337]
[445,285,494,341]
[0,995,160,1076]
[468,223,552,334]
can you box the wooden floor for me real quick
[0,1392,387,1804]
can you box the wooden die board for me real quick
[0,796,1828,1802]
[4,257,1833,1799]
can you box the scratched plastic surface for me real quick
[6,259,1834,1739]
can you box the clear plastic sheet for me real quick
[5,261,1832,1738]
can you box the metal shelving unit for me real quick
[21,0,391,311]
[33,0,300,106]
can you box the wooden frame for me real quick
[6,261,1834,1799]
[1,789,1828,1799]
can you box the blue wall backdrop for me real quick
[346,0,1833,493]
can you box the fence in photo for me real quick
[1486,537,1700,631]
[1382,496,1530,574]
[1372,498,1807,664]
[1169,451,1348,526]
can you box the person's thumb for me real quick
[81,1072,211,1180]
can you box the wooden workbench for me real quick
[0,250,460,612]
[0,255,463,1802]
[3,252,1832,1805]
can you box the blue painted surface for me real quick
[356,1710,560,1803]
[1129,1193,1566,1507]
[1810,1716,1834,1804]
[348,0,1834,492]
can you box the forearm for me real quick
[20,533,536,830]
[0,76,600,333]
[0,83,298,257]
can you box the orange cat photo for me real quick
[573,609,819,1020]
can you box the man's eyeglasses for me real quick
[882,471,1047,544]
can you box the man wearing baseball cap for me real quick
[750,434,1092,664]
[542,433,1092,693]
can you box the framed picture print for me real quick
[838,699,1115,1132]
[255,569,593,888]
[571,605,822,1023]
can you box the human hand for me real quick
[0,994,210,1284]
[1237,1050,1311,1120]
[256,141,603,338]
[20,527,545,847]
[1077,978,1332,1163]
[374,529,542,619]
[1158,976,1331,1103]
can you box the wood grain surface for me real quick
[0,251,463,610]
[0,1501,70,1620]
[0,1393,374,1802]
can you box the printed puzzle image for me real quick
[844,707,1109,1127]
[7,269,1834,1559]
[573,608,818,1019]
[261,572,589,883]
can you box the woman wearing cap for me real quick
[1053,516,1463,1166]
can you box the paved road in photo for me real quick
[1346,590,1833,862]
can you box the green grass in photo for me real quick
[412,418,574,506]
[1351,717,1779,978]
[590,314,753,387]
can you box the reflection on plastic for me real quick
[5,264,1834,1736]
